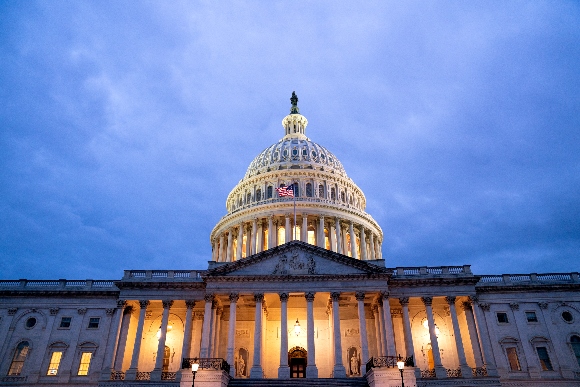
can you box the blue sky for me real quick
[1,1,579,279]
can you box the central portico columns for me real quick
[278,293,290,378]
[226,293,239,377]
[151,300,173,380]
[331,292,346,377]
[250,293,265,378]
[125,300,149,380]
[422,297,447,378]
[305,292,319,378]
[446,296,472,378]
[356,292,369,365]
[335,217,343,254]
[200,294,214,358]
[380,291,396,357]
[399,297,415,360]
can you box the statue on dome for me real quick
[290,91,300,114]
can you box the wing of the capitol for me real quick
[2,93,580,387]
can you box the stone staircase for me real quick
[228,377,369,387]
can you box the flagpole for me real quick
[293,182,297,241]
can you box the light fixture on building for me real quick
[397,355,405,387]
[294,318,301,336]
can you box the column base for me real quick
[434,365,447,378]
[485,364,499,377]
[124,368,138,380]
[250,365,263,378]
[150,368,162,381]
[460,364,473,378]
[278,365,290,379]
[99,368,113,381]
[333,365,346,378]
[306,365,318,378]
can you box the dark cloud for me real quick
[1,1,579,279]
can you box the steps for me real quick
[228,377,369,387]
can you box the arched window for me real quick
[278,227,286,245]
[256,189,262,201]
[47,342,68,376]
[246,192,251,204]
[267,186,273,199]
[318,185,324,198]
[77,342,98,376]
[331,187,336,200]
[292,183,300,197]
[571,335,580,366]
[8,341,30,376]
[306,183,313,197]
[341,191,346,203]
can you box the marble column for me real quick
[268,216,274,249]
[278,293,290,378]
[251,219,257,255]
[100,300,127,379]
[211,239,217,262]
[462,302,484,368]
[151,300,173,380]
[250,293,264,378]
[356,292,369,365]
[469,296,498,377]
[399,297,415,360]
[114,306,133,371]
[236,223,243,260]
[285,214,291,243]
[218,235,225,262]
[200,294,213,358]
[335,218,343,254]
[446,296,472,378]
[226,293,238,377]
[181,300,195,360]
[372,305,384,357]
[330,225,336,252]
[245,225,251,257]
[369,233,375,260]
[360,226,367,260]
[377,303,387,356]
[257,221,264,253]
[422,297,446,378]
[349,222,358,259]
[302,214,308,243]
[227,231,233,261]
[318,216,325,248]
[331,292,346,377]
[305,292,318,378]
[125,300,149,380]
[213,307,223,357]
[380,292,396,357]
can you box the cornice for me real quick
[0,290,119,298]
[205,273,390,283]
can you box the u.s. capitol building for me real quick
[1,94,579,387]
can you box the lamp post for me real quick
[397,356,405,387]
[191,361,199,387]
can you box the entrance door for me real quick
[162,346,170,372]
[290,358,306,378]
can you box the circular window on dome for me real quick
[562,311,574,323]
[26,317,37,329]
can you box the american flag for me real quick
[276,185,294,197]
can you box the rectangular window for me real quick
[47,351,63,375]
[536,347,553,371]
[77,352,92,376]
[526,311,538,322]
[506,347,521,371]
[59,317,72,328]
[497,312,509,323]
[87,317,100,329]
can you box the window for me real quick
[292,183,299,197]
[571,335,580,366]
[562,311,574,322]
[497,312,509,323]
[8,341,30,376]
[256,189,262,201]
[318,185,324,198]
[25,317,37,328]
[267,186,273,199]
[47,351,63,375]
[506,347,521,371]
[87,317,100,329]
[306,183,313,197]
[60,317,72,328]
[536,347,553,371]
[341,191,345,202]
[246,192,251,204]
[526,312,538,322]
[77,352,92,376]
[330,187,336,200]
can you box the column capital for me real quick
[305,292,316,302]
[204,293,214,302]
[216,307,224,317]
[116,299,127,308]
[254,293,264,302]
[398,297,409,306]
[468,294,479,304]
[380,290,390,300]
[479,303,491,312]
[162,300,174,309]
[229,293,239,303]
[461,301,472,311]
[123,306,134,315]
[509,302,519,310]
[371,304,379,314]
[285,213,291,218]
[538,302,549,309]
[279,292,289,302]
[421,296,433,306]
[445,296,457,305]
[139,300,150,309]
[330,292,341,301]
[185,300,196,309]
[355,291,365,301]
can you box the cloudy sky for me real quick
[1,1,579,280]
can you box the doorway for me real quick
[288,346,307,378]
[162,346,170,372]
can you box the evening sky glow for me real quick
[1,1,579,279]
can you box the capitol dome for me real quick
[210,92,383,263]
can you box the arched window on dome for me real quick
[267,186,273,199]
[306,183,313,197]
[256,189,262,202]
[8,341,30,376]
[246,192,251,204]
[341,191,346,203]
[318,185,324,199]
[331,187,336,200]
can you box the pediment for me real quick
[206,241,390,277]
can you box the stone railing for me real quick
[123,270,205,281]
[472,366,487,377]
[0,279,116,290]
[110,371,125,380]
[161,372,176,380]
[135,371,151,380]
[181,358,230,373]
[391,265,472,277]
[478,272,580,285]
[1,376,27,382]
[446,368,462,377]
[421,369,436,378]
[365,355,414,373]
[229,196,365,216]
